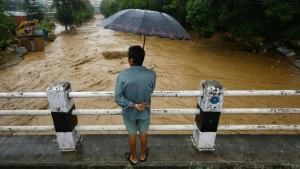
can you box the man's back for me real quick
[115,66,156,120]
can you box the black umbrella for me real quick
[97,9,192,49]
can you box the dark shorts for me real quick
[123,118,150,135]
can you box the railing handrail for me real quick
[1,125,299,132]
[0,90,299,98]
[0,108,300,116]
[0,86,299,151]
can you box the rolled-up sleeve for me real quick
[115,74,133,108]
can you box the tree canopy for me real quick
[187,0,300,41]
[0,0,17,51]
[101,0,300,42]
[53,0,94,30]
[23,0,45,21]
[100,0,188,25]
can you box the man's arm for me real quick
[114,74,133,108]
[114,74,147,111]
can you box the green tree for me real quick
[53,0,74,30]
[23,0,45,21]
[264,0,300,40]
[100,0,300,42]
[73,0,94,26]
[186,0,221,38]
[38,17,53,33]
[0,0,17,51]
[100,0,188,26]
[218,0,265,41]
[162,0,187,25]
[100,0,118,18]
[187,0,300,41]
[54,0,94,30]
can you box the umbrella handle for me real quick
[143,35,146,50]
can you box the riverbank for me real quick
[0,48,25,70]
[287,55,300,70]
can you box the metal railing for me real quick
[1,108,300,116]
[0,90,299,132]
[1,90,299,98]
[0,125,299,132]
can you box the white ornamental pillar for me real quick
[46,82,80,151]
[192,80,225,151]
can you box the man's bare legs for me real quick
[128,103,147,163]
[140,134,147,160]
[129,134,147,162]
[129,135,137,163]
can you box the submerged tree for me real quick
[53,0,74,31]
[53,0,94,31]
[73,0,94,26]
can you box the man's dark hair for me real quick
[128,45,145,66]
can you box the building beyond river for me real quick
[89,0,103,13]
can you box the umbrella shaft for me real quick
[143,35,146,50]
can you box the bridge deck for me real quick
[0,134,299,168]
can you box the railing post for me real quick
[46,82,80,151]
[193,80,225,151]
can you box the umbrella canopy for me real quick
[98,9,192,48]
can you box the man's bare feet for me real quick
[140,148,149,163]
[130,154,138,163]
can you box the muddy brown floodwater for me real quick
[0,15,299,135]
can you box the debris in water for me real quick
[277,47,295,56]
[15,47,27,54]
[103,51,127,59]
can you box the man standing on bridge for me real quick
[114,45,156,165]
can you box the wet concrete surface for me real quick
[0,134,299,168]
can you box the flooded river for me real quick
[0,15,299,135]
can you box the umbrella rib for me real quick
[121,9,136,33]
[161,13,177,39]
[136,9,147,35]
[100,9,132,30]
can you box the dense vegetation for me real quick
[38,17,53,33]
[100,0,188,25]
[0,0,17,51]
[53,0,94,31]
[100,0,300,42]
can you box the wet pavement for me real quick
[0,134,299,168]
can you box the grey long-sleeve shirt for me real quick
[114,66,156,121]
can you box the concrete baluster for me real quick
[193,80,225,151]
[46,82,80,151]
